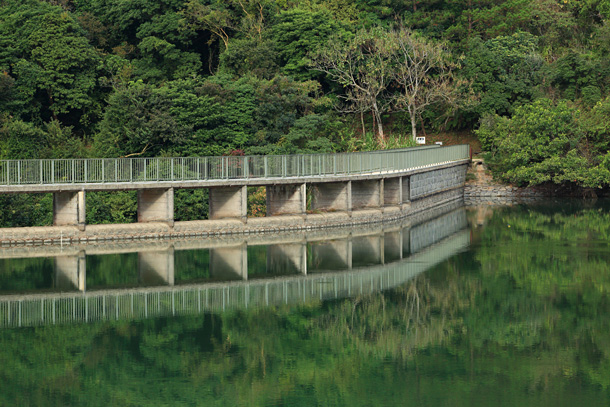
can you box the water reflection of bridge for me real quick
[0,202,469,328]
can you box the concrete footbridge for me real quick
[0,145,470,242]
[0,203,469,328]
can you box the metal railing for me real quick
[0,145,469,186]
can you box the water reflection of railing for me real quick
[0,203,469,328]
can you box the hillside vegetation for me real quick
[1,0,610,224]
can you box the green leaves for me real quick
[0,3,102,128]
[477,98,610,189]
[462,32,543,121]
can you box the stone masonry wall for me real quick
[410,164,467,200]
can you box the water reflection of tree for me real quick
[1,204,610,405]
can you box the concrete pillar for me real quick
[267,243,307,274]
[384,231,403,262]
[209,186,247,222]
[137,188,174,226]
[309,240,352,271]
[53,190,86,231]
[54,251,86,292]
[402,176,411,202]
[384,177,402,205]
[210,245,248,280]
[139,248,175,286]
[266,183,306,216]
[352,235,383,267]
[311,181,351,213]
[351,180,381,209]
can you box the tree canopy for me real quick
[1,0,610,224]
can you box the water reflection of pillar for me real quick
[309,240,352,272]
[54,251,86,292]
[266,243,307,275]
[139,248,175,286]
[402,227,411,258]
[352,235,384,267]
[383,231,403,263]
[209,244,248,280]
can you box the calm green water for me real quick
[1,201,610,406]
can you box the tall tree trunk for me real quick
[372,102,384,141]
[360,111,366,137]
[410,111,417,141]
[420,115,427,137]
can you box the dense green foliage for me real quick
[478,98,610,189]
[1,203,610,405]
[1,0,610,223]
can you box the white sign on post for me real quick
[416,137,426,145]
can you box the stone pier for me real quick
[209,186,247,222]
[402,177,411,203]
[383,177,402,206]
[351,180,382,209]
[53,191,86,231]
[266,183,306,216]
[137,188,174,226]
[311,182,351,212]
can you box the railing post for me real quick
[72,160,75,183]
[130,159,133,182]
[282,156,287,177]
[101,159,105,183]
[347,154,351,174]
[264,156,268,178]
[171,158,174,181]
[40,161,43,184]
[333,155,336,175]
[114,159,118,182]
[156,159,159,181]
[51,160,54,184]
[84,160,87,183]
[6,161,10,186]
[243,156,248,178]
[17,161,20,184]
[144,160,147,182]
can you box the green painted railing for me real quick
[0,145,469,186]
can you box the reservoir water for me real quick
[0,200,609,406]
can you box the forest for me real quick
[2,0,610,224]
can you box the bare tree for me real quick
[390,27,462,141]
[311,28,393,140]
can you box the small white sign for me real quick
[416,137,425,145]
[435,141,443,146]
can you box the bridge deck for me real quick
[0,145,469,193]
